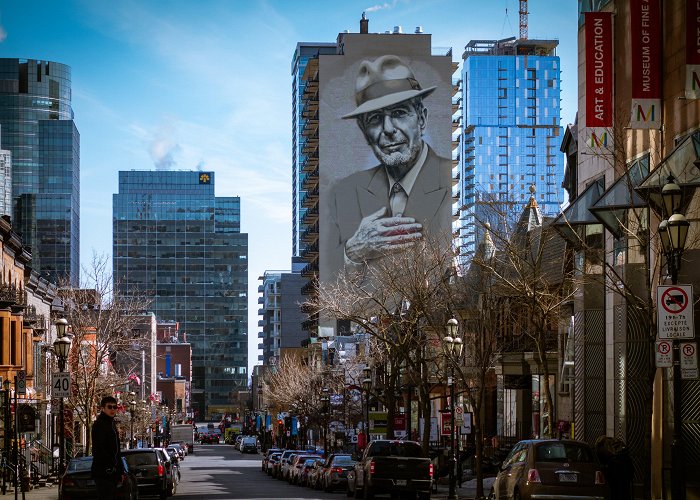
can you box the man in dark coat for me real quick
[91,396,122,499]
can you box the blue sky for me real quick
[0,0,578,376]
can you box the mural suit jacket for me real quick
[325,145,452,279]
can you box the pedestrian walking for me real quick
[91,396,123,500]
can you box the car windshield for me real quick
[535,442,595,463]
[332,456,354,465]
[123,452,158,466]
[369,442,423,457]
[68,457,93,472]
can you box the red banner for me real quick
[585,12,614,127]
[631,0,660,98]
[687,0,700,65]
[686,0,700,98]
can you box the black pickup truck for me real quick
[347,440,432,499]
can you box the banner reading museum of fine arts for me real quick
[585,11,613,150]
[630,0,661,129]
[687,0,700,99]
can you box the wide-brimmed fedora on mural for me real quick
[342,55,437,119]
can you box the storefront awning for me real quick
[589,156,649,238]
[636,132,700,214]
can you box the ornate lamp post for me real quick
[320,388,330,456]
[362,367,371,449]
[659,176,689,500]
[53,318,72,473]
[443,318,463,500]
[129,397,137,449]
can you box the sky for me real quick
[0,0,579,378]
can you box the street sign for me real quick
[655,340,673,368]
[462,412,473,434]
[16,370,26,395]
[681,342,698,379]
[52,372,71,398]
[657,285,695,339]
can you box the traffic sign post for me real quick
[657,285,695,339]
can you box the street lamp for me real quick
[659,176,689,500]
[320,388,330,456]
[129,396,137,449]
[53,318,72,474]
[362,367,371,449]
[443,318,463,500]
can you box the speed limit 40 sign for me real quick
[52,372,71,398]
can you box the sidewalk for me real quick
[1,483,58,499]
[432,477,496,499]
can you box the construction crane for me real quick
[519,0,528,40]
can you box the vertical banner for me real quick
[585,12,614,149]
[687,0,700,98]
[630,0,661,128]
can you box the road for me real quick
[176,443,342,500]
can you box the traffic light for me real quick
[284,416,292,429]
[277,419,284,433]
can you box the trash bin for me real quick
[595,436,633,500]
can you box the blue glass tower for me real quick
[456,38,564,261]
[113,171,248,419]
[0,58,80,285]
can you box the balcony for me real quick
[301,168,319,191]
[301,261,317,278]
[301,152,319,173]
[300,242,319,261]
[301,279,317,296]
[0,284,25,309]
[300,186,318,208]
[257,320,265,327]
[301,222,318,243]
[301,205,319,226]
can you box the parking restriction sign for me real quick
[681,342,698,379]
[657,285,695,339]
[655,340,673,368]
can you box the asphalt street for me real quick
[20,442,495,499]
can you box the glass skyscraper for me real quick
[0,58,80,285]
[455,38,564,261]
[113,171,248,419]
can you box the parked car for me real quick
[306,457,326,490]
[320,453,355,492]
[269,452,284,478]
[348,440,433,500]
[289,454,321,485]
[488,439,610,500]
[262,448,282,473]
[296,458,316,487]
[240,436,258,453]
[122,447,176,499]
[60,455,138,500]
[167,443,185,461]
[278,450,301,481]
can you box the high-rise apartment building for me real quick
[455,38,564,261]
[291,43,336,259]
[257,258,306,365]
[0,144,11,216]
[0,58,80,285]
[113,170,248,420]
[293,18,455,336]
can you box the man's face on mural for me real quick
[359,100,427,176]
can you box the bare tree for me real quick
[59,253,151,455]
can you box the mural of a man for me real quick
[326,55,452,276]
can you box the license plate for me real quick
[558,473,577,482]
[86,480,96,486]
[395,479,407,486]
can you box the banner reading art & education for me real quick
[630,0,661,128]
[687,0,700,99]
[585,12,613,150]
